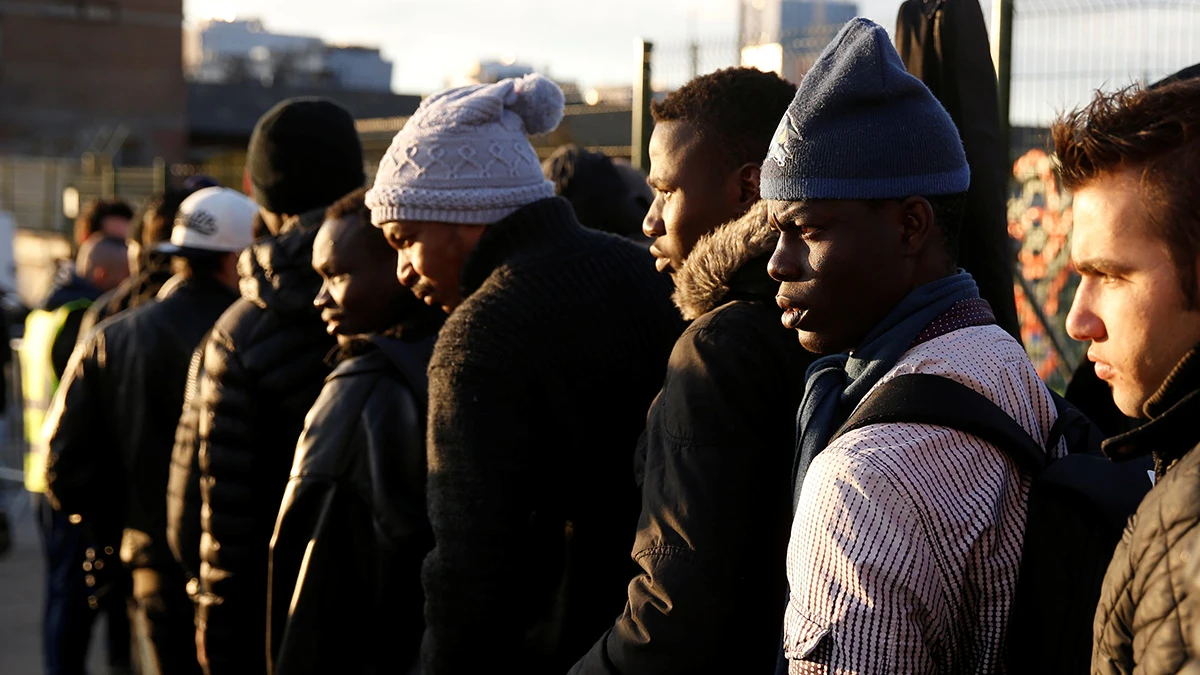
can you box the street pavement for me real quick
[0,491,107,674]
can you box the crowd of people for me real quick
[10,14,1200,675]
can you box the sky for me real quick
[182,0,1200,125]
[183,0,902,95]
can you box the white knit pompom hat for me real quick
[366,73,566,226]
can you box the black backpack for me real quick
[829,373,1154,674]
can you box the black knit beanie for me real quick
[247,97,365,216]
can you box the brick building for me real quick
[0,0,187,163]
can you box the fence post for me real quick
[100,153,116,199]
[632,39,654,173]
[152,157,167,195]
[991,0,1013,164]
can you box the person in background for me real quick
[80,180,219,335]
[367,74,684,674]
[44,187,256,675]
[22,233,131,675]
[543,143,653,243]
[766,20,1061,672]
[73,199,133,252]
[182,97,364,675]
[570,67,812,675]
[1060,78,1200,675]
[268,188,444,675]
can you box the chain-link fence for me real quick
[1006,0,1200,126]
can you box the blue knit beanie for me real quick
[760,18,969,201]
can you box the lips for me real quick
[649,246,673,274]
[777,294,808,330]
[1092,359,1116,382]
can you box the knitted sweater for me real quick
[421,196,685,675]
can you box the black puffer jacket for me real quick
[420,197,685,675]
[268,322,441,675]
[44,274,239,571]
[167,340,209,589]
[570,203,812,675]
[1093,344,1200,675]
[192,210,336,675]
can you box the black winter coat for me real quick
[420,197,685,675]
[268,328,440,675]
[570,202,812,675]
[191,211,336,675]
[895,0,1022,342]
[167,339,209,589]
[1093,344,1200,675]
[44,274,239,570]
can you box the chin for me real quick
[796,330,849,356]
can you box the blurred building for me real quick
[185,18,393,92]
[0,0,188,163]
[449,59,585,104]
[739,0,858,83]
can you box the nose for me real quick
[383,222,404,251]
[396,251,420,288]
[642,195,665,239]
[768,234,806,283]
[314,281,333,309]
[1066,279,1107,343]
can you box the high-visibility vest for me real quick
[20,299,91,493]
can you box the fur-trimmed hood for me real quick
[672,201,778,320]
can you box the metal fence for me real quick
[1005,0,1200,126]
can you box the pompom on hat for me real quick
[366,74,566,226]
[760,18,970,201]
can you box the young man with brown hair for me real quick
[1056,78,1200,675]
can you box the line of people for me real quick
[21,15,1200,675]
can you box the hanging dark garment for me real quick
[895,0,1022,343]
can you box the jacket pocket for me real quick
[783,600,832,661]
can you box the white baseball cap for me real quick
[155,186,258,256]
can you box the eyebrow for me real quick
[1073,257,1135,276]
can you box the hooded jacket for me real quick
[420,196,685,675]
[268,320,441,675]
[570,202,813,675]
[1093,344,1200,675]
[189,209,336,675]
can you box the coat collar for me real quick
[671,201,778,321]
[1103,343,1200,476]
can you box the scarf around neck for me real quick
[791,271,983,508]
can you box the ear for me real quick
[736,163,761,207]
[898,196,936,257]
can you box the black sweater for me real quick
[421,197,685,675]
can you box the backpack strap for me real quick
[829,373,1049,474]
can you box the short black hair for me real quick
[325,187,370,225]
[651,67,797,171]
[867,192,968,265]
[927,193,967,265]
[174,251,228,278]
[75,198,133,246]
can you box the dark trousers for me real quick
[129,566,202,675]
[35,493,132,675]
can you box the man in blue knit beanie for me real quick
[766,18,1061,673]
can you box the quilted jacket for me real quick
[1093,344,1200,675]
